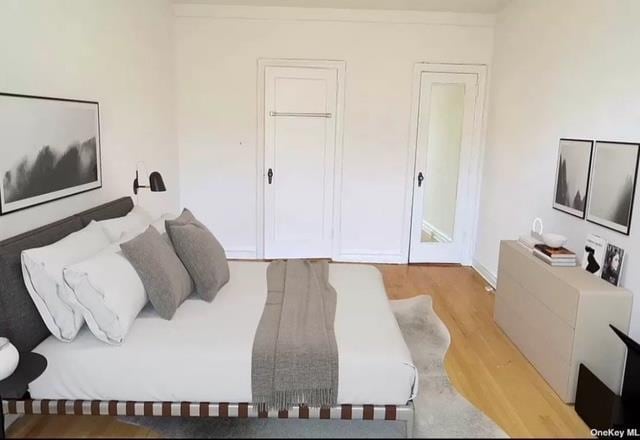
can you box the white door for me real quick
[409,72,479,263]
[263,66,338,259]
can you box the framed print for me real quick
[601,243,625,287]
[582,233,607,277]
[586,141,640,235]
[0,93,101,215]
[553,138,593,219]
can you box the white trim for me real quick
[469,65,492,269]
[472,258,497,288]
[256,58,346,259]
[421,220,452,243]
[225,247,258,260]
[402,63,489,265]
[173,4,496,27]
[334,249,405,264]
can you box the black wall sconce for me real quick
[133,170,166,195]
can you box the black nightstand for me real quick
[0,353,47,439]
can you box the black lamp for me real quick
[133,170,166,195]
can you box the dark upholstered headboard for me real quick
[0,197,134,352]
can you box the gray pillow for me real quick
[166,209,230,302]
[120,227,193,320]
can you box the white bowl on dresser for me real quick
[541,233,567,248]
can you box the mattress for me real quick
[30,261,418,405]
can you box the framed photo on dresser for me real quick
[553,138,593,219]
[601,244,625,286]
[586,141,640,235]
[0,93,102,216]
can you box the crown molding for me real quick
[173,4,496,27]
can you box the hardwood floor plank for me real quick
[7,264,590,438]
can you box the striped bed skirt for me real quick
[2,399,414,436]
[2,399,406,419]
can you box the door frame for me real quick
[256,58,346,260]
[402,63,488,265]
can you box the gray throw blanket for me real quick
[252,259,339,411]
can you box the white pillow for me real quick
[98,205,153,242]
[150,212,179,235]
[63,243,147,345]
[21,221,111,342]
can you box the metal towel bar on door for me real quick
[269,111,332,118]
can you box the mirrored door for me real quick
[409,72,478,263]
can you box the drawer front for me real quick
[499,241,578,327]
[495,296,573,402]
[496,272,575,365]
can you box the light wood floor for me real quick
[7,265,591,438]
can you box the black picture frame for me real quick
[0,92,102,216]
[553,138,594,219]
[586,141,640,236]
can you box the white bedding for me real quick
[31,262,418,405]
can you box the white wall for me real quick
[475,0,640,338]
[0,0,178,241]
[175,4,494,262]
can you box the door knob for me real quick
[267,168,274,184]
[417,172,424,187]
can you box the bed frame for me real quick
[0,197,415,438]
[2,400,414,437]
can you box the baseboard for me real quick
[421,221,452,243]
[472,258,497,288]
[335,249,405,264]
[225,248,257,259]
[225,247,407,264]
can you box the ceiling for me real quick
[173,0,510,14]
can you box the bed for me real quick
[0,198,417,437]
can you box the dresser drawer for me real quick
[495,295,572,401]
[496,271,575,364]
[499,241,578,327]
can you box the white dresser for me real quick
[494,240,633,403]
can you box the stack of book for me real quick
[533,244,577,267]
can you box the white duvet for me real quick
[31,261,418,405]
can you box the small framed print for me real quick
[553,138,593,219]
[586,141,640,235]
[582,234,607,277]
[601,244,625,287]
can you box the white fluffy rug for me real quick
[391,295,508,438]
[120,295,508,438]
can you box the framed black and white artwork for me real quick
[553,138,593,219]
[601,243,625,287]
[0,93,101,215]
[587,141,640,235]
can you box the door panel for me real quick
[264,66,337,259]
[409,72,478,263]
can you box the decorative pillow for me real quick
[120,227,193,320]
[63,243,147,344]
[97,205,153,242]
[21,221,111,341]
[166,209,230,302]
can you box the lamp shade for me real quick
[149,171,166,192]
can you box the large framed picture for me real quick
[553,138,593,218]
[586,141,640,235]
[0,93,101,215]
